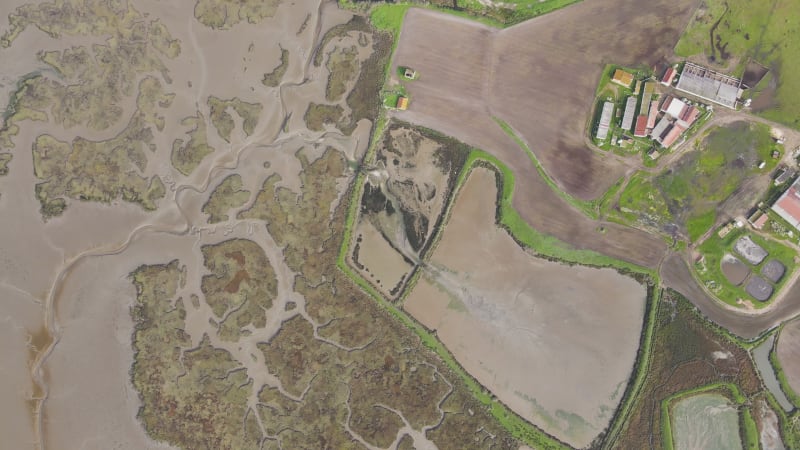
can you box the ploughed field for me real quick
[391,4,693,269]
[404,167,647,448]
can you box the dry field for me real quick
[661,252,800,339]
[392,7,676,269]
[405,167,646,448]
[776,319,800,398]
[670,393,742,450]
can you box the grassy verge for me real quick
[696,227,797,309]
[769,335,800,408]
[492,117,600,219]
[354,0,581,28]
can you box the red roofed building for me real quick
[647,100,659,128]
[634,115,648,137]
[677,105,700,128]
[772,178,800,231]
[661,66,677,86]
[660,95,674,112]
[660,124,686,148]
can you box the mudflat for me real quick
[405,167,646,448]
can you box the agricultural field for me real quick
[608,122,780,241]
[405,166,647,448]
[675,0,800,128]
[348,122,470,298]
[392,7,672,269]
[668,392,743,450]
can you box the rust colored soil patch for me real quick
[406,167,646,448]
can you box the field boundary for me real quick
[334,8,663,448]
[659,382,758,450]
[769,326,800,408]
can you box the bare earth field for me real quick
[405,167,646,447]
[776,318,800,398]
[392,6,673,269]
[0,0,523,448]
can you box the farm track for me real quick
[392,2,800,339]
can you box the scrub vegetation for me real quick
[171,113,215,176]
[32,77,170,218]
[202,175,251,224]
[0,0,180,137]
[615,290,763,449]
[261,47,289,87]
[194,0,282,30]
[207,96,262,143]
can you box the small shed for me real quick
[403,68,417,80]
[396,96,409,110]
[611,69,634,88]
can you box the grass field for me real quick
[696,227,797,309]
[675,0,800,129]
[609,122,778,241]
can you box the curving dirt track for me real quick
[661,252,800,339]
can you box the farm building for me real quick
[775,168,796,186]
[646,100,659,128]
[621,96,637,131]
[660,95,685,117]
[651,116,671,141]
[396,96,409,110]
[661,66,676,86]
[749,211,769,230]
[772,177,800,231]
[660,124,686,148]
[734,235,768,265]
[634,116,648,137]
[596,101,614,140]
[642,82,654,98]
[403,68,417,79]
[675,62,742,109]
[677,105,700,128]
[611,69,634,88]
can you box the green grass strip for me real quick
[659,383,752,450]
[768,335,800,408]
[492,117,600,219]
